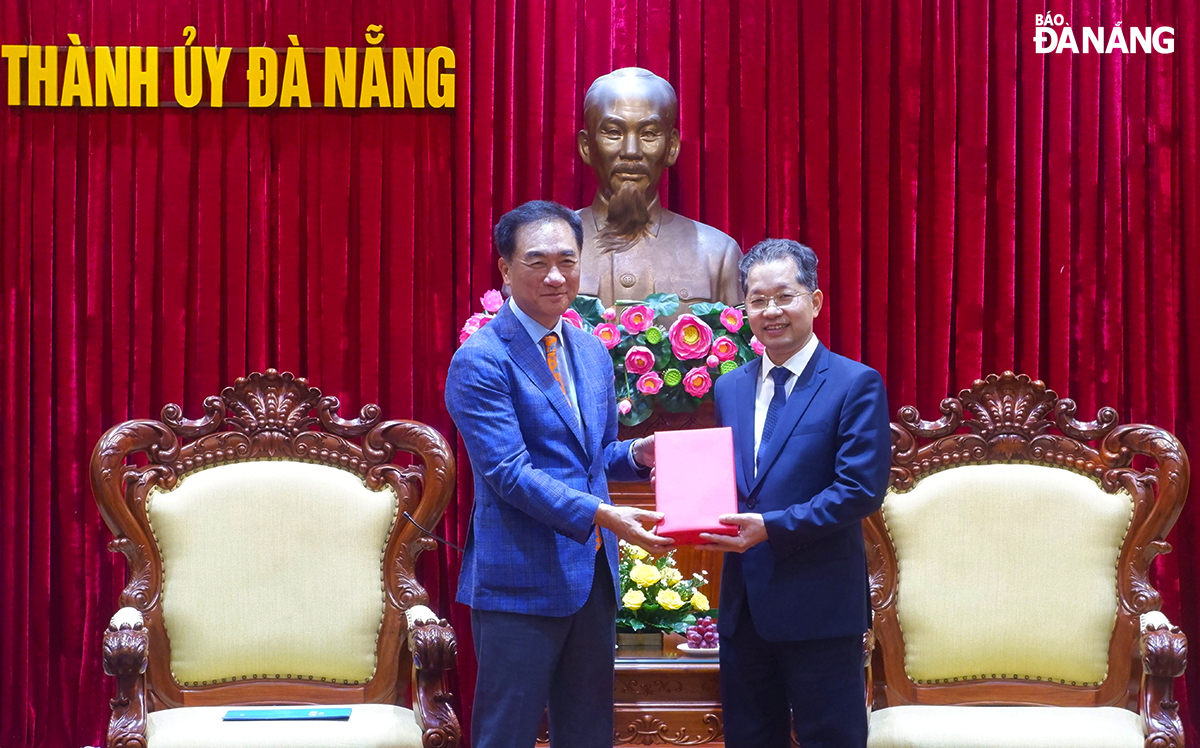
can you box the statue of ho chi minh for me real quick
[576,68,743,317]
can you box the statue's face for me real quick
[578,81,681,202]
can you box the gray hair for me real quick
[738,239,819,294]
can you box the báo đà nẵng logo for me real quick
[1033,13,1174,54]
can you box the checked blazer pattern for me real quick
[445,302,645,616]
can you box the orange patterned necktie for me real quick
[543,332,601,550]
[543,332,568,397]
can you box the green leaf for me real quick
[641,293,680,318]
[658,384,702,413]
[571,295,606,325]
[619,392,654,427]
[688,301,724,317]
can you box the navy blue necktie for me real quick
[757,367,792,469]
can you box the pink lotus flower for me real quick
[668,314,714,360]
[620,305,655,334]
[624,346,656,375]
[593,323,621,349]
[459,313,492,343]
[682,367,713,397]
[706,355,720,368]
[562,309,584,328]
[720,307,744,332]
[602,307,618,321]
[480,289,504,313]
[711,336,739,362]
[637,372,664,395]
[750,336,766,356]
[617,399,633,415]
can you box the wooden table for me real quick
[535,634,724,747]
[612,634,724,746]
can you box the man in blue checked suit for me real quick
[696,239,891,748]
[445,200,673,748]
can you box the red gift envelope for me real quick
[655,427,739,545]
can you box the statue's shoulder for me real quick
[661,207,741,256]
[576,205,599,238]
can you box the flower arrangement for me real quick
[616,540,710,635]
[458,290,763,426]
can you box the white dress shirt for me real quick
[754,334,821,471]
[508,297,582,425]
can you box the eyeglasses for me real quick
[745,292,813,313]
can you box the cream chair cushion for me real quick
[146,704,423,748]
[883,464,1132,685]
[868,705,1143,748]
[147,461,399,685]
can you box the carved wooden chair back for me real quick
[864,373,1188,745]
[91,370,459,748]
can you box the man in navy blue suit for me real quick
[697,239,891,748]
[445,200,674,748]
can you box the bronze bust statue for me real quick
[576,68,743,315]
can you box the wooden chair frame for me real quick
[92,370,460,748]
[864,372,1189,747]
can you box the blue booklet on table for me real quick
[223,707,352,721]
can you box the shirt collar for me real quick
[760,334,820,384]
[588,192,664,238]
[509,296,566,345]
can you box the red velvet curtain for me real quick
[1,1,1196,746]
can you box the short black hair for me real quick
[738,239,819,294]
[493,201,584,262]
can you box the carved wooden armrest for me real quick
[863,628,876,712]
[405,605,461,748]
[1140,611,1187,748]
[103,607,149,748]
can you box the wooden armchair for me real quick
[864,373,1189,748]
[91,370,460,748]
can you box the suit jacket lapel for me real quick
[735,359,760,499]
[564,324,597,457]
[494,305,587,453]
[749,344,829,495]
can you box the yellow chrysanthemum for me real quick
[663,568,683,586]
[629,563,662,588]
[656,589,685,611]
[626,544,650,561]
[622,590,646,611]
[690,591,710,611]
